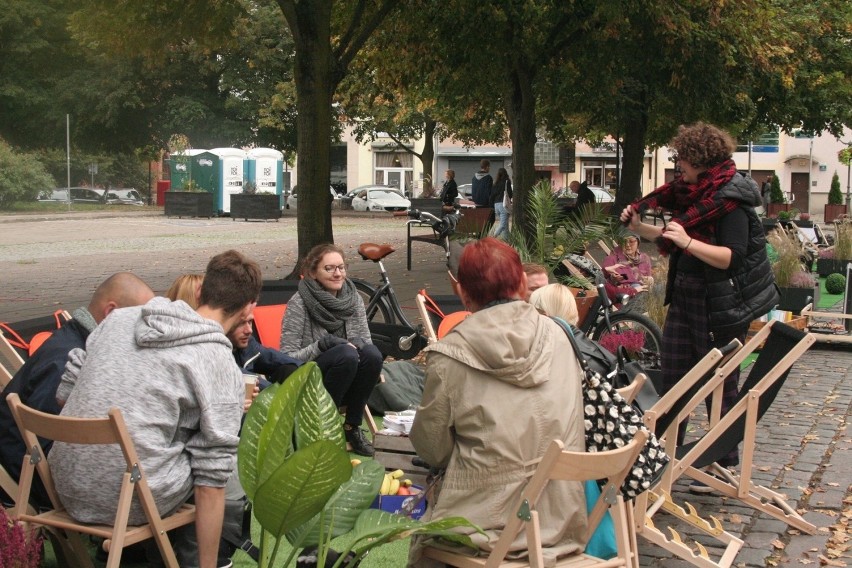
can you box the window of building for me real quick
[375,151,414,194]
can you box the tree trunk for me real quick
[614,112,648,215]
[504,66,537,242]
[420,118,437,192]
[292,3,335,270]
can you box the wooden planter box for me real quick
[824,203,847,223]
[230,194,281,221]
[777,286,815,314]
[164,191,215,218]
[767,203,791,217]
[816,258,851,277]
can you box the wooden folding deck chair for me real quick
[639,321,816,568]
[673,321,816,530]
[6,393,196,568]
[635,339,745,568]
[422,431,648,568]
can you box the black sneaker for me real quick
[345,425,375,457]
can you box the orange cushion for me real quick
[254,304,288,349]
[28,331,54,356]
[437,311,471,339]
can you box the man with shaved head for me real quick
[0,272,154,495]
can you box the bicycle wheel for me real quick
[352,279,394,324]
[592,311,663,370]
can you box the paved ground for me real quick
[1,208,849,567]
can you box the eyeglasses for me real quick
[322,264,347,274]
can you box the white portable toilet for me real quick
[247,147,284,198]
[209,148,248,214]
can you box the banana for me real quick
[380,474,391,495]
[389,479,400,495]
[389,469,405,479]
[401,478,413,487]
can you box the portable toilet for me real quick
[168,149,208,191]
[188,151,219,197]
[209,148,248,214]
[247,147,284,207]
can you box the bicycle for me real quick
[561,256,663,372]
[351,209,459,359]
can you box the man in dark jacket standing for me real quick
[471,159,493,208]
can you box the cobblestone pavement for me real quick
[1,209,850,568]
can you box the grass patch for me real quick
[0,202,159,214]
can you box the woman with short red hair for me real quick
[408,238,587,566]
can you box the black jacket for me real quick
[0,319,89,484]
[471,171,493,207]
[440,179,458,206]
[665,173,779,336]
[490,179,512,207]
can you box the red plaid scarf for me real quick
[634,159,740,255]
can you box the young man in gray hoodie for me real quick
[52,250,262,568]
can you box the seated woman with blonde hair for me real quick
[529,283,579,326]
[165,273,204,309]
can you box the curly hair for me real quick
[670,122,737,169]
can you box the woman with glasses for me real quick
[279,243,381,456]
[619,122,777,488]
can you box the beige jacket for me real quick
[408,301,587,566]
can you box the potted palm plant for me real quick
[238,363,480,568]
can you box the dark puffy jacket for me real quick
[664,173,778,336]
[471,171,492,207]
[704,204,779,336]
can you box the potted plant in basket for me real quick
[230,179,282,221]
[766,174,790,217]
[767,229,817,313]
[818,219,852,277]
[239,363,480,568]
[825,163,848,223]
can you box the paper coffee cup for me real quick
[244,374,258,400]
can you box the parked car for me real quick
[588,187,615,203]
[456,183,472,198]
[285,186,338,210]
[104,188,145,206]
[347,185,411,212]
[38,187,106,204]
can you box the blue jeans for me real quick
[492,202,510,239]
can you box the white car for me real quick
[588,187,615,203]
[456,183,472,198]
[347,185,411,213]
[285,186,337,210]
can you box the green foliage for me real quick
[835,221,852,260]
[767,229,809,287]
[238,363,481,568]
[507,179,616,287]
[0,140,57,209]
[770,175,784,204]
[825,273,846,295]
[829,171,843,205]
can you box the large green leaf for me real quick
[286,459,384,546]
[253,440,352,536]
[238,383,279,500]
[347,510,482,556]
[258,365,315,485]
[294,363,346,449]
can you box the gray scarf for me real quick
[298,278,359,334]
